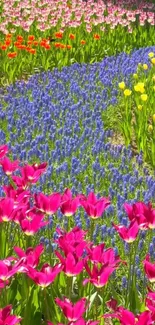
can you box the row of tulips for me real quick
[105,51,155,167]
[0,14,155,85]
[1,144,155,324]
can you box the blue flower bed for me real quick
[0,46,155,232]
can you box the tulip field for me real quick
[1,0,155,324]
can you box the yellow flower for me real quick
[137,105,143,111]
[151,58,155,65]
[148,52,154,58]
[118,81,125,90]
[153,114,155,123]
[134,82,145,93]
[133,73,138,79]
[143,64,148,70]
[124,89,132,96]
[152,75,155,81]
[141,94,148,101]
[148,125,153,132]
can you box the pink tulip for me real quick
[0,258,27,285]
[113,220,139,243]
[47,320,99,325]
[14,244,44,268]
[27,263,62,287]
[104,306,153,325]
[11,175,28,189]
[146,289,155,313]
[83,263,116,288]
[80,192,110,219]
[0,305,21,325]
[124,202,155,229]
[0,157,19,175]
[143,255,155,282]
[20,209,48,236]
[61,189,80,216]
[55,251,84,276]
[0,197,14,222]
[55,297,87,321]
[56,227,88,257]
[3,185,30,207]
[87,243,122,267]
[34,192,61,214]
[0,145,8,159]
[20,162,47,184]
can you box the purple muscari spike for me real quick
[135,255,140,265]
[136,269,141,279]
[149,243,154,255]
[122,276,127,289]
[138,239,144,250]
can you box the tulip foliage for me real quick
[1,144,155,324]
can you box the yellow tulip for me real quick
[148,52,154,58]
[137,105,143,111]
[148,125,153,132]
[141,94,148,101]
[118,82,125,90]
[133,73,138,79]
[151,58,155,65]
[134,82,145,93]
[124,89,132,96]
[153,114,155,123]
[152,75,155,81]
[143,64,148,70]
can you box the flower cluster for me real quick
[0,0,155,34]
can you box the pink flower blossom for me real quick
[55,297,87,321]
[80,192,110,219]
[113,220,139,243]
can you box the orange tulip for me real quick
[55,32,63,39]
[66,44,72,49]
[7,52,17,58]
[28,35,35,41]
[5,40,11,46]
[17,35,23,42]
[29,48,36,54]
[93,34,100,40]
[1,45,7,50]
[80,40,86,45]
[33,41,39,46]
[69,33,75,40]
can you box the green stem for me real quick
[43,288,51,322]
[125,243,133,308]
